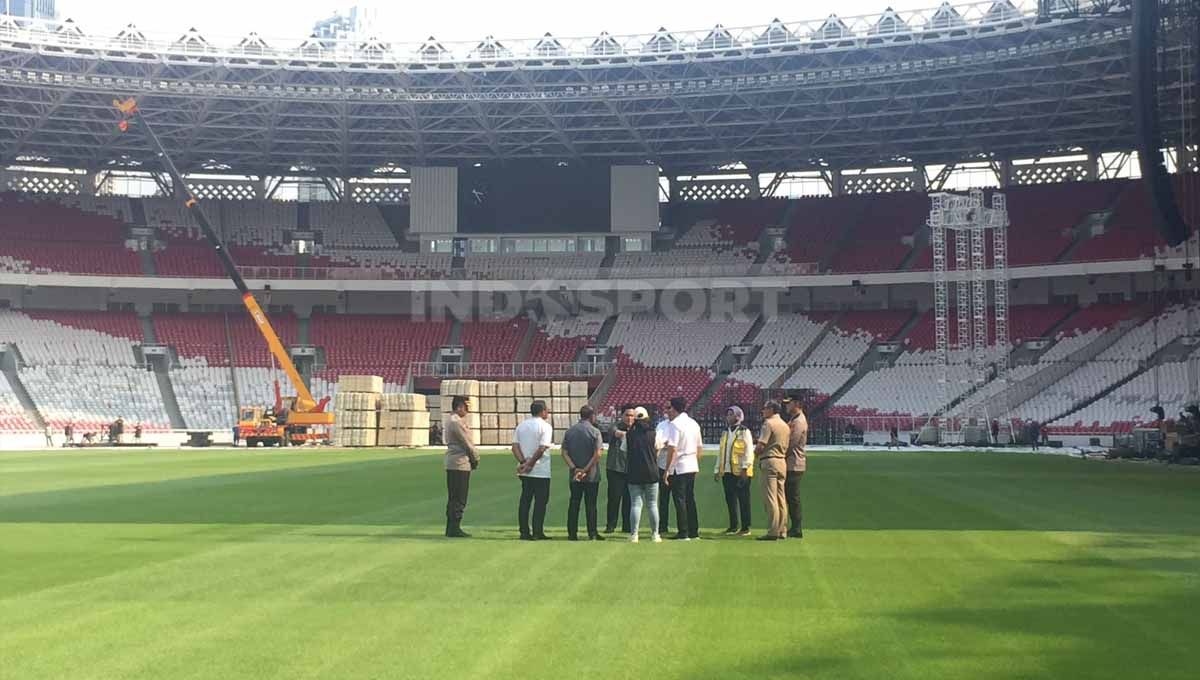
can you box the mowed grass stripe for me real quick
[1,450,1198,680]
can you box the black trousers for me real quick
[605,469,631,533]
[785,470,803,536]
[518,476,551,538]
[657,469,672,535]
[671,472,700,538]
[567,480,601,538]
[722,472,752,532]
[446,470,471,533]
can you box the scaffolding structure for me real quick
[929,189,1010,443]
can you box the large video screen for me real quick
[458,160,611,233]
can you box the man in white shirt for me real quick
[654,411,678,537]
[512,400,554,540]
[662,396,703,540]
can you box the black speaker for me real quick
[1132,0,1192,247]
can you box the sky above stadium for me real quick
[56,0,942,43]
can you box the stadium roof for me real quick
[0,2,1162,178]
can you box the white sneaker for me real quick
[629,534,639,543]
[652,533,662,543]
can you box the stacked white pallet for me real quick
[378,393,430,447]
[310,375,406,402]
[333,375,383,447]
[440,379,481,446]
[19,365,170,431]
[608,312,752,368]
[0,311,138,366]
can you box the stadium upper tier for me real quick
[0,3,1144,176]
[0,178,1188,282]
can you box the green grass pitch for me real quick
[1,448,1198,680]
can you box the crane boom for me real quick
[114,98,325,414]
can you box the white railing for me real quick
[0,2,1101,66]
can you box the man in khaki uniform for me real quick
[754,400,790,541]
[784,397,808,539]
[444,396,479,538]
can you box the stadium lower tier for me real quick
[0,304,1196,439]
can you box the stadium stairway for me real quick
[600,240,618,270]
[1008,305,1083,366]
[137,249,157,275]
[898,226,929,272]
[447,318,464,346]
[151,358,186,429]
[587,361,618,411]
[770,312,840,390]
[378,205,410,245]
[741,313,768,346]
[595,315,618,346]
[0,348,46,429]
[690,313,769,413]
[996,316,1143,419]
[1043,331,1198,428]
[514,320,537,362]
[139,315,158,345]
[814,309,919,416]
[130,198,148,227]
[1055,210,1112,263]
[222,313,242,408]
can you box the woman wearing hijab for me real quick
[714,405,754,536]
[624,406,663,544]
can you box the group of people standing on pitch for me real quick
[440,394,807,543]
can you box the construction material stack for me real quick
[455,380,588,446]
[333,375,382,447]
[440,379,481,446]
[379,393,430,447]
[550,381,590,444]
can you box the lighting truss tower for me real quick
[928,189,1010,443]
[930,194,950,430]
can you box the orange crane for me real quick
[114,98,334,446]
